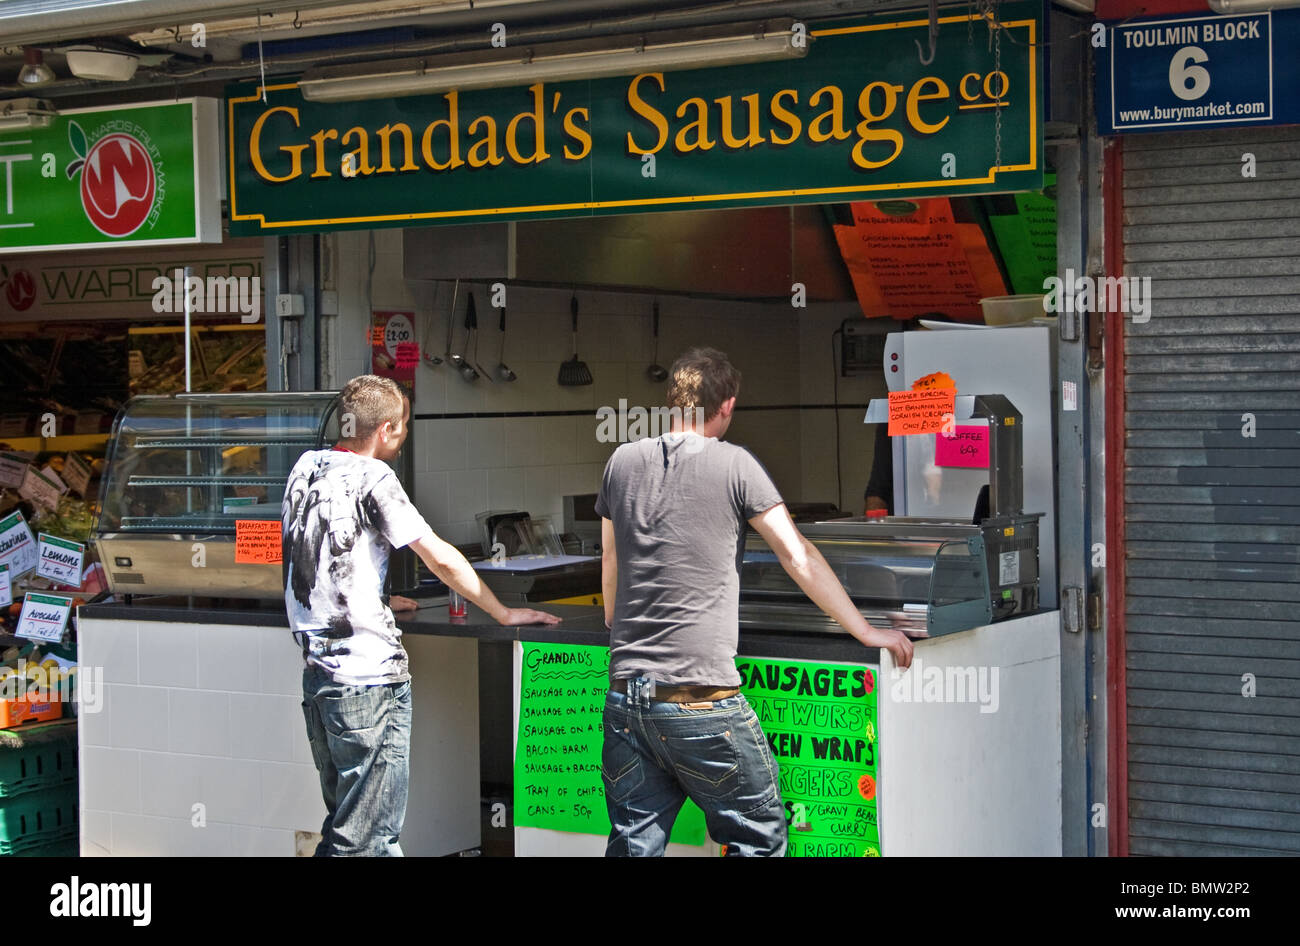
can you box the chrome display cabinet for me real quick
[94,391,342,599]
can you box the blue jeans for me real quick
[301,665,412,856]
[601,678,787,856]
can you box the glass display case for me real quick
[94,392,341,598]
[739,517,1040,639]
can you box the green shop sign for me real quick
[228,4,1042,234]
[0,99,222,253]
[514,642,880,856]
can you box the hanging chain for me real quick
[993,0,1003,173]
[967,0,974,44]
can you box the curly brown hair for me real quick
[666,347,741,422]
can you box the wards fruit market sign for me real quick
[229,4,1042,234]
[0,99,222,252]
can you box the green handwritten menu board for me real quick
[515,644,880,856]
[737,657,880,857]
[513,642,707,845]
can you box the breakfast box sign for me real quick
[228,3,1043,234]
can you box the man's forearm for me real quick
[601,555,617,628]
[781,539,889,647]
[410,536,510,623]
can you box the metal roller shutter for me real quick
[1122,124,1300,856]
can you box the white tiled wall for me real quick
[77,616,480,857]
[326,228,892,542]
[78,617,322,857]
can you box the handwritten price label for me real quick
[62,451,93,498]
[514,642,706,843]
[16,592,74,643]
[0,511,37,578]
[36,533,85,585]
[935,425,990,468]
[0,451,32,489]
[887,388,955,436]
[0,564,10,609]
[234,520,282,565]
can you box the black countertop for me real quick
[78,596,880,662]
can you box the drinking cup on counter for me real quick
[448,589,467,618]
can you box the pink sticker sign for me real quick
[935,425,989,468]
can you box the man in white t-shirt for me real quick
[283,375,558,856]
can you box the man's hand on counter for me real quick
[858,623,914,671]
[407,533,562,627]
[388,595,420,612]
[498,607,563,628]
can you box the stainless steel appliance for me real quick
[94,391,418,599]
[739,394,1041,639]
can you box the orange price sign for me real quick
[912,371,955,391]
[234,519,282,565]
[888,388,956,436]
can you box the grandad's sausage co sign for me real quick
[228,3,1042,234]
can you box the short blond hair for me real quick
[339,375,405,440]
[667,347,741,422]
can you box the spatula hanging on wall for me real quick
[558,293,593,386]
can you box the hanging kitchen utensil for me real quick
[467,291,494,382]
[444,279,463,368]
[454,288,479,382]
[421,282,443,368]
[558,293,593,386]
[495,303,517,382]
[646,300,668,383]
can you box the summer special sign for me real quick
[0,99,222,252]
[1099,10,1300,134]
[229,4,1043,234]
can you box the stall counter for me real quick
[75,600,1062,856]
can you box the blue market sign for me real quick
[1098,10,1300,134]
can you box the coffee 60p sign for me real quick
[0,99,221,253]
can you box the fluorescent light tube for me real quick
[300,29,807,102]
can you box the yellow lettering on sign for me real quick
[376,123,419,173]
[905,76,951,135]
[674,97,715,153]
[1004,417,1016,426]
[341,126,374,176]
[769,89,802,145]
[505,83,550,166]
[421,92,465,171]
[626,73,668,154]
[563,107,591,160]
[249,106,308,183]
[466,116,503,168]
[1003,527,1015,537]
[717,93,766,149]
[809,85,852,143]
[852,82,903,170]
[310,127,339,178]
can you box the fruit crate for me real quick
[0,783,79,856]
[0,720,78,798]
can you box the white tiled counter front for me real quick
[77,614,480,857]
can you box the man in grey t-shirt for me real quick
[595,348,914,857]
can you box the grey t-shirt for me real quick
[594,433,784,687]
